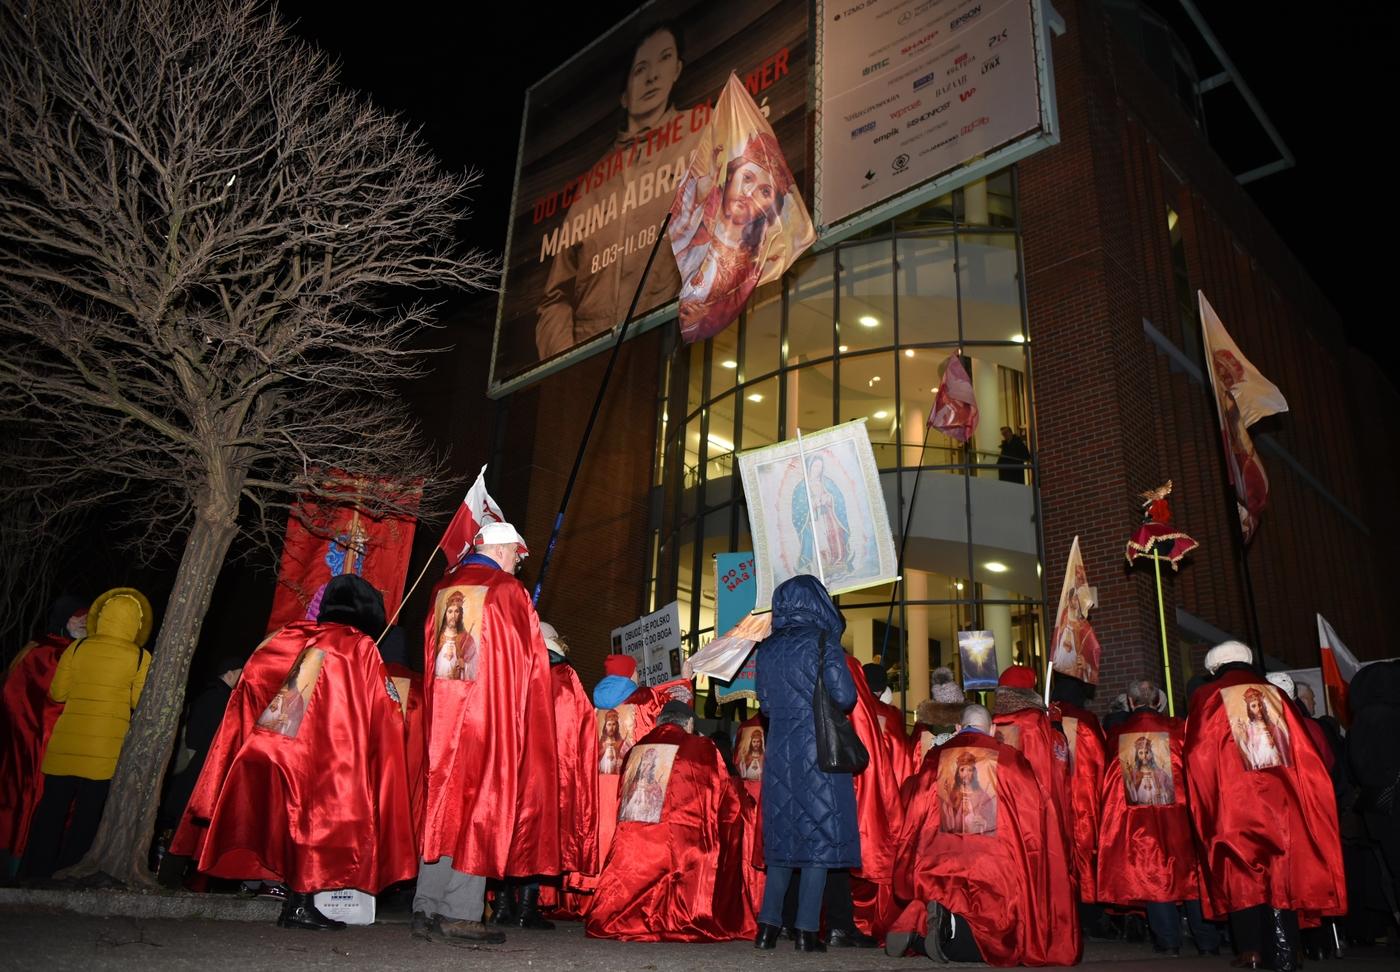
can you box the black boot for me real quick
[277,891,346,931]
[754,923,780,950]
[1267,908,1300,972]
[516,884,555,930]
[795,929,827,952]
[491,885,518,926]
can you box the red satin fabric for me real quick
[843,654,906,938]
[552,661,599,877]
[421,562,560,878]
[1097,710,1197,903]
[891,733,1080,966]
[171,630,305,862]
[993,707,1073,866]
[0,636,68,855]
[195,622,416,893]
[1053,701,1105,901]
[384,662,426,841]
[1185,669,1346,920]
[585,724,752,941]
[873,697,915,782]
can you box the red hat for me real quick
[998,665,1036,690]
[604,654,637,679]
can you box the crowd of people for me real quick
[1,527,1397,970]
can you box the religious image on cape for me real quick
[431,586,486,682]
[1118,732,1176,806]
[255,647,326,738]
[939,749,999,836]
[1222,683,1292,771]
[618,743,678,824]
[598,704,639,775]
[735,724,765,781]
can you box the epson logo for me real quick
[851,121,877,138]
[905,101,952,127]
[950,4,982,30]
[873,128,901,144]
[913,71,938,91]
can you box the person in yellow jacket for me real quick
[19,587,152,879]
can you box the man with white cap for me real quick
[1184,641,1344,971]
[413,522,561,946]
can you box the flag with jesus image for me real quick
[667,73,814,345]
[1199,292,1289,542]
[1050,536,1103,685]
[928,352,979,443]
[437,464,505,566]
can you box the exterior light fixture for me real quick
[984,561,1008,573]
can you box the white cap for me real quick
[1204,640,1253,674]
[1266,671,1296,699]
[540,621,566,656]
[474,521,528,556]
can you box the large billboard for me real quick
[490,0,811,396]
[814,0,1057,230]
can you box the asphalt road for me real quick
[0,912,1390,972]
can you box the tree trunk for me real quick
[61,507,239,887]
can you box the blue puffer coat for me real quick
[756,575,861,869]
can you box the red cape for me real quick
[1097,710,1198,903]
[585,723,752,942]
[421,561,560,878]
[385,662,426,841]
[891,732,1080,966]
[1053,701,1105,901]
[730,714,769,916]
[1185,668,1345,920]
[195,622,415,893]
[171,630,305,862]
[0,637,68,856]
[873,697,915,781]
[552,660,599,877]
[844,654,906,939]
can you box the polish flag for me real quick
[928,353,979,443]
[437,465,504,566]
[1317,613,1359,724]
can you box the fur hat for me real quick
[917,698,966,731]
[930,666,964,704]
[1204,640,1253,674]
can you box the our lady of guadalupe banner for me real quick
[267,476,420,633]
[737,420,897,612]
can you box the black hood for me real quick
[45,594,87,637]
[316,575,386,639]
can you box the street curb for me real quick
[0,886,280,922]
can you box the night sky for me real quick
[274,1,1394,363]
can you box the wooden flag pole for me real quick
[1152,552,1176,716]
[532,212,673,607]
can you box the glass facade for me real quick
[649,170,1046,718]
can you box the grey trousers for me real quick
[414,856,487,922]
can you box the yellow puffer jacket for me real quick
[42,588,153,780]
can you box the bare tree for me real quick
[0,0,493,885]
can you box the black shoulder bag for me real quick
[813,630,869,774]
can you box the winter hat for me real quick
[930,666,964,704]
[540,622,567,657]
[1266,671,1296,699]
[1204,640,1253,674]
[862,663,889,696]
[604,654,637,679]
[317,574,386,639]
[474,521,529,557]
[998,665,1036,691]
[45,595,87,638]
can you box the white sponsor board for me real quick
[611,601,684,686]
[815,0,1058,230]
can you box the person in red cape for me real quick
[730,713,768,921]
[1049,673,1106,904]
[912,667,967,769]
[414,521,560,946]
[377,627,425,841]
[1186,641,1345,972]
[885,703,1080,966]
[586,702,752,942]
[0,597,85,871]
[1098,677,1221,956]
[509,622,597,927]
[863,662,914,780]
[192,575,415,930]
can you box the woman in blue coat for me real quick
[754,574,860,952]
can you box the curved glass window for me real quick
[649,170,1043,721]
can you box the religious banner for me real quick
[929,353,979,443]
[266,475,420,633]
[610,602,683,686]
[737,419,897,611]
[958,630,999,690]
[1199,292,1289,542]
[1049,536,1102,685]
[668,73,815,344]
[712,552,758,703]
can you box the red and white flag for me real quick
[437,465,504,566]
[668,73,814,344]
[1049,536,1103,686]
[1199,292,1289,542]
[928,353,979,443]
[1317,613,1359,724]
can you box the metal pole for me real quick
[532,212,673,606]
[879,421,933,663]
[1153,553,1175,717]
